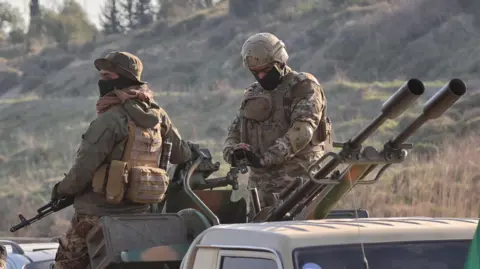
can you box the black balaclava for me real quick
[98,74,140,97]
[253,63,285,91]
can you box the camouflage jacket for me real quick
[55,97,192,216]
[223,66,326,178]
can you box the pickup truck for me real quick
[176,217,479,269]
[87,214,478,269]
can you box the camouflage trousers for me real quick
[54,213,101,269]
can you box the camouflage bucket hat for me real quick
[94,51,147,84]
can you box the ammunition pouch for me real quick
[242,94,274,122]
[91,112,170,205]
[312,116,332,146]
[126,166,169,203]
[92,162,169,205]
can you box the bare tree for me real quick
[133,0,154,28]
[100,0,124,35]
[120,0,135,30]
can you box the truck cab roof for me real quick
[184,217,478,269]
[198,217,478,247]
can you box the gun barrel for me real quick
[311,79,467,219]
[350,79,424,146]
[382,78,425,119]
[10,224,25,233]
[422,79,466,119]
[391,79,466,147]
[278,177,303,200]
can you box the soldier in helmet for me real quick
[223,32,331,209]
[50,51,195,269]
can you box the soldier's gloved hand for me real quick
[223,147,235,165]
[233,144,263,168]
[233,143,252,152]
[244,150,263,168]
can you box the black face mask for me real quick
[98,76,140,97]
[98,79,116,97]
[253,65,283,91]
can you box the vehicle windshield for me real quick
[6,253,31,269]
[293,239,471,269]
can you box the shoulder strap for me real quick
[239,83,259,143]
[117,106,137,163]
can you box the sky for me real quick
[5,0,106,28]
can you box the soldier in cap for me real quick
[223,32,331,209]
[50,51,194,269]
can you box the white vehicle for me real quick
[180,217,478,269]
[0,238,58,269]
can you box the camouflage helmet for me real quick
[241,33,289,68]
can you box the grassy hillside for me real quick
[0,0,479,237]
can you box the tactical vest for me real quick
[92,109,170,205]
[240,70,332,155]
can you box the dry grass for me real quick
[2,133,478,238]
[1,0,480,237]
[338,134,480,218]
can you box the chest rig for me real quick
[92,108,170,205]
[239,70,331,155]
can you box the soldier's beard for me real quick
[254,65,282,91]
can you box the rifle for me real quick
[10,197,74,233]
[253,78,466,222]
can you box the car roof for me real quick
[198,217,479,249]
[0,240,58,263]
[17,243,58,253]
[22,249,57,262]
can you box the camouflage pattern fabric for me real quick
[0,245,6,269]
[224,66,326,207]
[54,213,101,269]
[54,86,193,216]
[248,150,324,208]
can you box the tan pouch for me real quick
[125,166,169,204]
[312,116,332,145]
[104,160,129,204]
[242,94,274,122]
[92,164,109,194]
